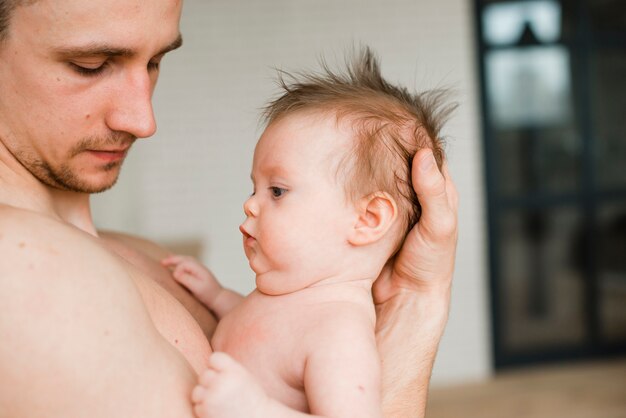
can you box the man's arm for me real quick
[373,148,458,417]
[0,208,197,417]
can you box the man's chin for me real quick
[45,170,122,194]
[86,179,119,194]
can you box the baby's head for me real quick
[241,47,454,295]
[263,47,454,253]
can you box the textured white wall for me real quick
[92,0,491,385]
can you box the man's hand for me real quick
[373,147,458,418]
[373,147,458,303]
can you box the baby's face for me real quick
[239,112,358,295]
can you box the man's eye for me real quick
[270,187,287,198]
[70,62,106,77]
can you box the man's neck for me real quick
[48,188,97,236]
[0,146,98,236]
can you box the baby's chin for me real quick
[254,270,315,296]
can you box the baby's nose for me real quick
[243,195,259,217]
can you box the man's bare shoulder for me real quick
[99,229,171,261]
[0,204,120,281]
[0,204,146,360]
[0,205,196,417]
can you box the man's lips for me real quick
[87,148,129,163]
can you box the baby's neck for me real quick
[308,272,376,291]
[255,275,375,311]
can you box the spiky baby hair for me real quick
[263,47,456,249]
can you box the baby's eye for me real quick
[269,187,287,199]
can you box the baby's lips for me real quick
[239,224,252,240]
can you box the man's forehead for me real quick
[12,0,183,47]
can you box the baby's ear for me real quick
[348,192,398,246]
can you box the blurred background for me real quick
[92,0,626,416]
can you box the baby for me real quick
[162,47,452,418]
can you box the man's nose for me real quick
[105,70,157,138]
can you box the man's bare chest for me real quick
[99,236,214,373]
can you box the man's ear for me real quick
[348,192,398,246]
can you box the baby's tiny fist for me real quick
[196,353,270,418]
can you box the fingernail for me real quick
[419,152,435,172]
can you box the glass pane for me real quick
[588,0,626,35]
[591,49,626,189]
[597,202,626,342]
[482,0,561,46]
[486,47,573,129]
[498,207,586,352]
[493,126,581,196]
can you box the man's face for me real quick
[0,0,183,193]
[239,112,359,295]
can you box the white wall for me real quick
[92,0,491,386]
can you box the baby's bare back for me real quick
[211,284,380,415]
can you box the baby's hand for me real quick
[192,352,269,418]
[161,254,221,302]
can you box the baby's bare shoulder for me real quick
[304,299,376,346]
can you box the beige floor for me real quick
[426,358,626,418]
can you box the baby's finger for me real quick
[171,268,197,289]
[207,352,238,372]
[160,254,184,267]
[198,368,220,387]
[191,384,207,403]
[194,402,209,418]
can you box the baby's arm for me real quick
[161,254,243,319]
[192,353,320,418]
[192,309,381,418]
[302,309,381,418]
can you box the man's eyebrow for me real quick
[53,33,183,59]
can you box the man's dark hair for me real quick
[0,0,33,42]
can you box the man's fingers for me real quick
[413,148,446,204]
[441,162,459,212]
[412,148,456,240]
